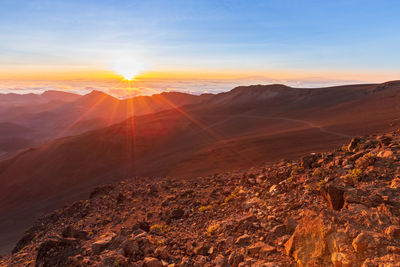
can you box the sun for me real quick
[111,60,145,81]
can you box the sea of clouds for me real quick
[0,77,364,99]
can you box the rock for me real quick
[390,178,400,189]
[100,252,130,267]
[284,217,298,233]
[154,246,170,260]
[194,242,210,256]
[170,208,185,220]
[144,257,163,267]
[235,234,251,247]
[228,251,244,267]
[89,185,114,199]
[352,232,374,252]
[179,256,192,267]
[301,154,318,169]
[121,238,140,259]
[12,226,42,254]
[378,136,392,146]
[271,224,286,237]
[92,232,117,254]
[259,244,276,258]
[247,242,276,257]
[269,185,278,193]
[385,225,400,239]
[132,221,150,232]
[116,193,125,203]
[247,242,265,255]
[348,138,361,152]
[321,184,345,211]
[285,212,352,266]
[377,150,394,158]
[61,226,89,240]
[35,238,81,267]
[331,252,352,267]
[213,254,229,267]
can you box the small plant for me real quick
[198,205,213,212]
[157,239,166,245]
[287,176,293,183]
[150,224,171,234]
[341,168,363,183]
[362,152,376,165]
[312,169,322,177]
[351,168,363,179]
[224,187,240,203]
[291,165,304,175]
[207,223,220,236]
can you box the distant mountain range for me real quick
[0,90,212,159]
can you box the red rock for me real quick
[235,234,251,247]
[352,232,374,252]
[144,257,163,267]
[321,184,345,211]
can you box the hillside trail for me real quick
[203,113,353,138]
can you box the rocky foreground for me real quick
[2,131,400,267]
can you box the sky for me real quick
[1,0,400,97]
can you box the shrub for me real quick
[312,169,322,177]
[224,187,240,203]
[150,224,171,234]
[198,205,213,212]
[291,166,304,175]
[207,224,220,236]
[341,168,363,183]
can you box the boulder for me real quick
[235,234,251,247]
[35,238,81,267]
[213,254,230,267]
[385,225,400,239]
[352,232,375,252]
[61,226,89,240]
[348,138,361,152]
[285,211,354,266]
[170,208,185,220]
[301,154,318,169]
[92,232,117,254]
[228,251,244,267]
[143,257,163,267]
[321,184,345,211]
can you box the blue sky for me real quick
[0,0,400,94]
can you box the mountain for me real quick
[2,131,400,266]
[0,90,213,158]
[1,81,400,254]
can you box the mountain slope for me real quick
[0,90,213,158]
[2,131,400,266]
[0,81,400,254]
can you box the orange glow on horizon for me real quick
[1,66,399,84]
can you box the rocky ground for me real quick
[2,130,400,267]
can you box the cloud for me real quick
[0,76,370,98]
